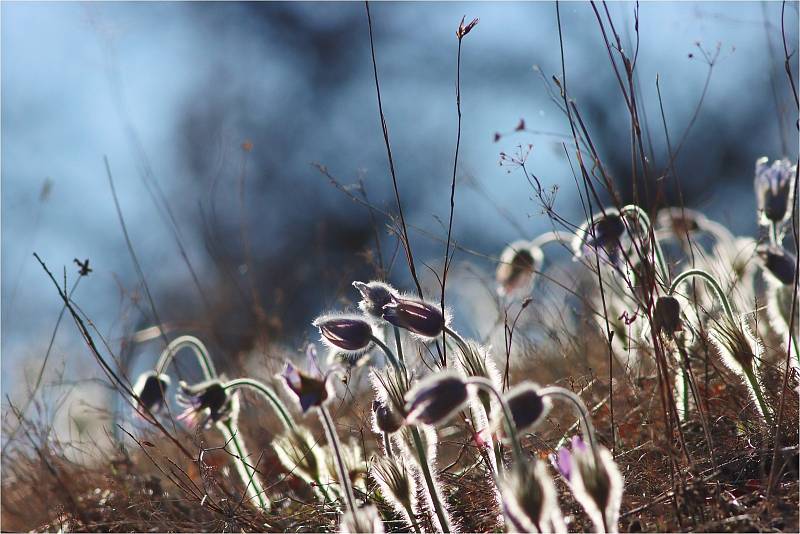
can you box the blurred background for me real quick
[2,1,797,449]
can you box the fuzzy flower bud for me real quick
[754,157,796,226]
[353,280,398,318]
[572,209,627,266]
[503,382,551,434]
[313,314,374,353]
[556,436,623,533]
[405,372,469,426]
[372,399,404,434]
[496,240,544,298]
[653,296,683,336]
[502,459,564,533]
[132,371,170,414]
[383,297,446,339]
[757,245,797,286]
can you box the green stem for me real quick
[155,335,217,379]
[621,204,670,287]
[409,426,452,533]
[466,377,524,469]
[669,269,735,320]
[393,326,405,365]
[220,420,268,511]
[223,378,295,431]
[319,404,357,516]
[371,335,404,372]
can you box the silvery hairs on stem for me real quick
[370,455,419,531]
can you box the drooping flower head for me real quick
[754,157,796,226]
[132,371,170,415]
[281,361,330,413]
[496,240,544,298]
[653,295,684,337]
[313,314,375,354]
[176,379,238,429]
[556,436,623,534]
[502,382,552,434]
[372,399,404,434]
[405,372,469,426]
[572,208,627,266]
[757,245,797,286]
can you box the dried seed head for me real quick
[371,455,416,511]
[757,245,797,286]
[339,504,385,534]
[573,209,626,266]
[502,459,563,533]
[353,280,398,318]
[280,361,330,413]
[496,240,544,298]
[176,379,237,429]
[132,371,170,414]
[383,297,446,339]
[372,399,404,434]
[405,372,469,426]
[754,157,796,226]
[313,314,374,353]
[709,315,761,372]
[324,439,366,491]
[653,296,683,336]
[503,382,551,433]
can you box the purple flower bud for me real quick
[132,371,170,414]
[496,240,544,298]
[280,362,330,413]
[653,296,683,336]
[556,446,573,481]
[382,297,445,339]
[372,399,404,434]
[176,379,236,429]
[754,157,796,225]
[573,209,626,266]
[757,245,797,286]
[313,314,374,353]
[504,382,551,433]
[353,280,398,318]
[405,372,469,426]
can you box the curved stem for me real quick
[669,269,735,320]
[223,378,295,431]
[530,230,573,249]
[155,335,217,379]
[466,377,524,469]
[409,426,452,533]
[443,326,471,357]
[621,204,670,287]
[371,335,404,372]
[319,404,357,516]
[539,386,598,464]
[220,420,268,511]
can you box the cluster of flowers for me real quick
[129,157,794,533]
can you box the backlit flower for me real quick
[572,209,627,266]
[313,314,374,353]
[754,157,796,226]
[495,240,544,298]
[132,371,170,414]
[405,372,469,426]
[383,297,446,339]
[176,379,237,429]
[280,361,330,413]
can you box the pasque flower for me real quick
[372,399,404,434]
[353,280,398,318]
[754,157,796,226]
[281,361,330,413]
[176,379,238,429]
[503,382,552,434]
[405,372,469,426]
[556,436,623,534]
[502,459,564,534]
[653,295,684,336]
[757,245,797,286]
[132,371,170,414]
[572,209,627,266]
[313,314,375,353]
[496,240,544,298]
[383,297,446,339]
